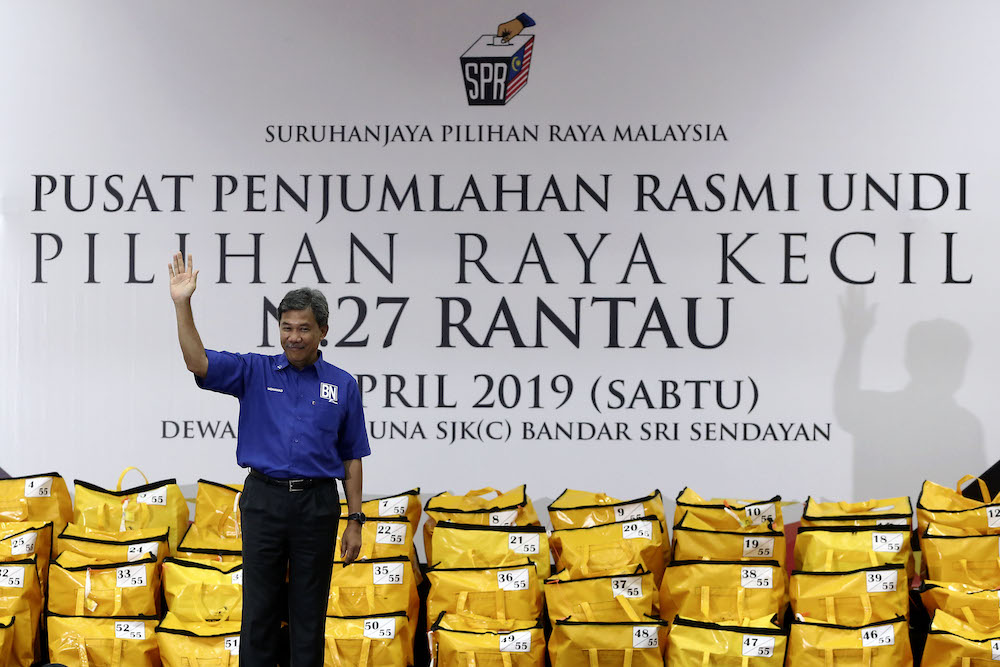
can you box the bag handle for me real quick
[589,649,600,667]
[615,595,641,622]
[824,596,836,625]
[956,475,1000,503]
[465,487,500,499]
[111,637,125,667]
[117,467,150,492]
[359,636,371,667]
[327,637,344,667]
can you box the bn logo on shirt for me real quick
[319,382,339,404]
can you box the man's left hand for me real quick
[341,521,362,563]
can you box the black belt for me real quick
[249,468,337,492]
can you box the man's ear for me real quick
[320,324,329,339]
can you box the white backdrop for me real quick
[2,1,998,505]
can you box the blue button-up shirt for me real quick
[195,349,371,479]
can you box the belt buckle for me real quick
[287,478,308,492]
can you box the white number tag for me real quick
[114,621,145,640]
[9,532,37,556]
[116,565,147,588]
[126,542,158,562]
[24,477,52,498]
[497,568,530,591]
[622,520,653,540]
[871,533,904,552]
[742,537,774,558]
[363,617,396,639]
[988,507,1000,529]
[231,570,243,585]
[378,496,408,517]
[0,566,25,588]
[373,563,404,585]
[611,576,642,598]
[224,637,240,655]
[861,625,895,647]
[490,509,518,526]
[136,487,167,506]
[499,631,531,652]
[991,638,1000,660]
[745,503,776,526]
[742,635,775,658]
[866,570,898,593]
[614,503,645,521]
[375,523,407,545]
[632,626,658,649]
[508,533,540,554]
[740,566,773,589]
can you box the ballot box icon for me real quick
[460,34,535,105]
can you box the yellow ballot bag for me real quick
[674,487,784,532]
[0,556,43,667]
[0,521,53,595]
[48,552,161,617]
[786,615,912,666]
[548,616,668,667]
[155,612,242,667]
[921,609,1000,666]
[660,559,787,626]
[343,488,422,528]
[327,556,419,621]
[47,613,159,667]
[162,557,243,622]
[920,524,1000,588]
[325,612,412,667]
[917,476,1000,535]
[673,512,786,568]
[431,612,545,667]
[549,517,665,585]
[0,615,13,666]
[56,524,168,567]
[73,467,190,554]
[920,580,1000,628]
[794,525,914,579]
[666,615,787,666]
[175,526,242,564]
[548,489,667,531]
[424,486,541,563]
[801,496,913,529]
[0,472,73,533]
[335,516,422,579]
[426,561,543,627]
[544,566,656,624]
[790,564,909,626]
[192,479,243,541]
[430,521,551,579]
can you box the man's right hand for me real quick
[168,253,199,303]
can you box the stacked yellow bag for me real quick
[424,486,541,563]
[47,614,159,667]
[786,615,911,666]
[430,521,551,580]
[922,609,1000,665]
[666,615,786,666]
[673,512,785,568]
[0,557,43,666]
[342,488,423,584]
[0,521,53,595]
[56,524,168,568]
[73,468,189,554]
[325,612,412,666]
[155,612,242,666]
[548,616,668,666]
[921,523,1000,588]
[430,612,545,667]
[920,580,1000,628]
[161,557,243,622]
[674,488,784,532]
[549,515,666,586]
[0,472,74,533]
[48,552,160,617]
[802,496,912,529]
[790,564,908,627]
[544,566,656,624]
[426,561,543,627]
[328,556,419,621]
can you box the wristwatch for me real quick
[346,512,366,525]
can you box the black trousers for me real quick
[239,472,341,667]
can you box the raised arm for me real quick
[168,253,209,378]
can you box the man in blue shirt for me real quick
[168,252,370,665]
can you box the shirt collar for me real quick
[274,350,324,372]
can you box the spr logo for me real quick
[319,382,339,404]
[461,13,535,106]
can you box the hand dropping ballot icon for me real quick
[461,14,535,105]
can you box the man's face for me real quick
[279,308,328,368]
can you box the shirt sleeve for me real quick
[516,13,535,28]
[194,350,251,398]
[336,376,371,460]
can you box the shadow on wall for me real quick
[0,467,8,479]
[834,288,984,500]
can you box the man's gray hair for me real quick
[278,288,330,328]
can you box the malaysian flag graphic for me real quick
[505,36,534,102]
